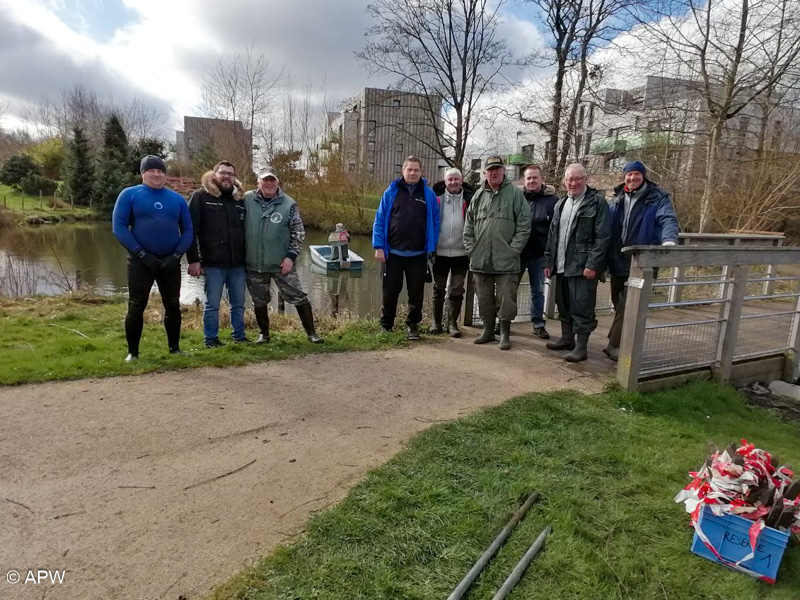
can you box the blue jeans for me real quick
[203,266,246,342]
[521,256,546,327]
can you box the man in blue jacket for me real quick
[605,160,679,361]
[112,155,193,362]
[372,155,440,340]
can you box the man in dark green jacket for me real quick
[543,163,610,362]
[244,168,323,344]
[463,155,531,350]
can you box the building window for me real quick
[397,122,404,131]
[349,163,356,173]
[396,144,403,154]
[368,140,375,149]
[368,162,375,172]
[392,99,401,107]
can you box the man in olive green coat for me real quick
[463,155,531,350]
[543,163,610,363]
[244,168,323,344]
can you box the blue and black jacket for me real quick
[372,177,440,255]
[607,180,680,276]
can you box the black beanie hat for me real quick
[140,155,167,174]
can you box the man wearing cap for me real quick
[112,155,193,361]
[604,160,679,361]
[520,164,559,339]
[463,155,530,351]
[543,163,610,363]
[243,168,323,344]
[186,161,247,348]
[372,155,440,340]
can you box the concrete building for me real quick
[175,116,253,173]
[318,88,443,184]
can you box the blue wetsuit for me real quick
[112,184,193,257]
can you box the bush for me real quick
[0,154,41,188]
[19,173,58,196]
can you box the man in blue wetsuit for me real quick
[112,155,193,362]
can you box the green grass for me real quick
[208,382,800,600]
[0,183,96,222]
[0,295,407,385]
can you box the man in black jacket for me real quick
[186,161,247,347]
[520,164,559,339]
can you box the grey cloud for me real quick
[0,16,173,131]
[182,0,393,97]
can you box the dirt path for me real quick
[0,330,611,599]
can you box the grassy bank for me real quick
[0,295,406,385]
[293,188,381,235]
[209,382,800,600]
[0,184,97,225]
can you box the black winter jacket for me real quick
[186,171,246,268]
[521,185,559,261]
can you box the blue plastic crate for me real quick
[691,506,790,583]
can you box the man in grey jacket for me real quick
[543,163,611,363]
[430,168,475,337]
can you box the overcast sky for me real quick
[0,0,546,137]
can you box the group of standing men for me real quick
[111,151,678,365]
[372,155,679,362]
[112,156,323,362]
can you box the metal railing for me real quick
[617,245,800,391]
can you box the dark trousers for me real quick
[125,255,182,354]
[555,274,599,334]
[607,274,627,348]
[381,253,427,329]
[473,272,520,323]
[432,255,470,305]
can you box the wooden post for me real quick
[713,264,747,383]
[39,190,43,209]
[616,255,654,391]
[464,272,475,326]
[3,194,6,207]
[784,281,800,383]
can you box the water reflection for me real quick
[0,223,386,318]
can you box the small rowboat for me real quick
[309,245,364,271]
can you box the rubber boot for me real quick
[474,319,496,344]
[546,321,575,351]
[565,332,590,363]
[254,305,270,344]
[448,300,462,338]
[498,320,511,350]
[429,299,444,335]
[603,344,619,362]
[296,303,324,343]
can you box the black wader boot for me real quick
[546,321,575,351]
[430,298,444,335]
[254,305,270,344]
[448,299,462,338]
[498,320,511,350]
[474,316,496,344]
[297,303,324,344]
[565,332,590,362]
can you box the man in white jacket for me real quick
[430,168,475,337]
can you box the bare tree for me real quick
[508,0,634,178]
[201,42,283,172]
[358,0,513,170]
[631,0,800,231]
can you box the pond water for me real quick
[0,223,387,318]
